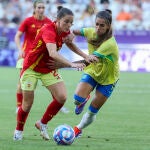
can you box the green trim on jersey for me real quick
[81,28,120,85]
[80,29,84,36]
[93,51,113,62]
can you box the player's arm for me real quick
[46,43,85,70]
[14,31,24,59]
[63,32,74,44]
[66,41,99,64]
[73,30,82,36]
[65,42,89,60]
[47,59,89,70]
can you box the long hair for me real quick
[88,9,112,48]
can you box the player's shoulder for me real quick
[103,36,118,49]
[24,16,34,21]
[41,22,55,34]
[83,27,95,32]
[42,22,53,29]
[21,16,35,25]
[107,36,117,45]
[82,27,95,37]
[82,27,95,34]
[44,16,52,22]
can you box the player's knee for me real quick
[56,94,67,104]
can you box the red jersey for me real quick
[19,16,52,57]
[22,22,70,74]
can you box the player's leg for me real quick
[13,69,38,140]
[74,74,96,114]
[15,58,24,113]
[74,83,115,138]
[16,80,22,113]
[35,71,66,140]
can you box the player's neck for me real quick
[34,14,44,20]
[55,22,62,35]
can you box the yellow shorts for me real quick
[16,58,24,69]
[20,68,63,91]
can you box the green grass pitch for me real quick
[0,67,150,150]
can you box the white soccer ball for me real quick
[53,124,75,145]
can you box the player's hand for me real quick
[18,50,25,59]
[63,33,74,44]
[46,59,65,69]
[71,62,86,71]
[85,54,99,64]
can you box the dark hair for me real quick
[96,9,112,25]
[57,6,63,12]
[100,0,110,4]
[88,9,112,47]
[57,7,74,19]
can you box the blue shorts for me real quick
[80,74,117,98]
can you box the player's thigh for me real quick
[41,71,66,102]
[75,74,96,98]
[41,70,63,87]
[20,69,38,91]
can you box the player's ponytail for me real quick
[57,6,63,13]
[105,9,112,15]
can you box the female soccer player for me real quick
[13,7,93,141]
[15,0,69,114]
[72,9,120,138]
[15,0,51,113]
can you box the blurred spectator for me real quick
[0,29,9,49]
[100,0,110,9]
[0,2,4,19]
[77,0,96,28]
[0,0,149,30]
[141,0,150,30]
[115,7,132,30]
[116,9,132,21]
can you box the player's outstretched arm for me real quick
[46,43,85,70]
[46,59,88,70]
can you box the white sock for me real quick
[77,112,96,130]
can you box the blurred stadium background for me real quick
[0,0,150,71]
[0,1,150,149]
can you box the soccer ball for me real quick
[53,124,75,145]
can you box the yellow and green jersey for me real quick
[80,28,120,85]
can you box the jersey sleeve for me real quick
[18,18,28,32]
[80,28,91,38]
[80,28,94,40]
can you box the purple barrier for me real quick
[114,30,150,44]
[119,44,150,72]
[75,30,150,44]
